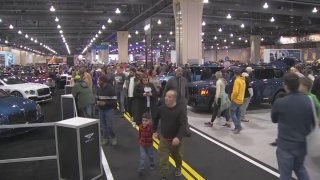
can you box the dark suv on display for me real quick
[188,65,285,111]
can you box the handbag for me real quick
[306,96,320,159]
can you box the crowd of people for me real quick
[1,61,319,179]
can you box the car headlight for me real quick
[24,90,36,95]
[36,104,42,117]
[200,89,209,96]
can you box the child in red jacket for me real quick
[138,113,155,173]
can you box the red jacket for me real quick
[139,123,153,146]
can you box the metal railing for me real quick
[0,123,58,171]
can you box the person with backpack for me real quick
[204,71,231,128]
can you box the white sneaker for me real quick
[132,121,136,127]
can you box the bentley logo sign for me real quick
[84,132,95,143]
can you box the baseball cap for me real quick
[245,67,254,72]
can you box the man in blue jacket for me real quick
[271,73,314,180]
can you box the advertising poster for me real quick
[0,51,15,66]
[264,49,301,63]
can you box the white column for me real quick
[250,35,261,64]
[173,0,203,65]
[117,31,129,63]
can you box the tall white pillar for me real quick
[250,35,261,64]
[117,31,129,63]
[173,0,203,66]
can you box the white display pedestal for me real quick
[61,94,78,120]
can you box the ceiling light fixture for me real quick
[57,25,61,29]
[214,36,217,40]
[239,37,242,40]
[203,0,209,3]
[95,34,98,38]
[98,30,102,34]
[170,31,173,35]
[50,6,55,12]
[159,34,162,38]
[34,39,38,43]
[226,14,232,19]
[59,30,63,33]
[230,33,234,37]
[108,18,112,23]
[231,41,234,44]
[218,28,222,32]
[224,39,227,42]
[115,8,121,14]
[202,21,206,26]
[263,2,269,9]
[157,19,162,25]
[30,37,34,41]
[202,32,204,36]
[135,30,139,35]
[270,17,275,22]
[102,25,106,30]
[241,23,245,28]
[245,40,248,43]
[128,34,131,38]
[0,19,2,22]
[5,40,8,44]
[18,30,22,34]
[261,38,264,41]
[55,17,59,22]
[312,7,318,13]
[9,24,14,29]
[25,34,29,38]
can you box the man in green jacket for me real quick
[72,74,95,118]
[299,76,320,119]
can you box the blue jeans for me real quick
[99,109,115,139]
[139,145,155,169]
[276,147,310,180]
[78,104,93,118]
[231,102,242,129]
[116,89,125,113]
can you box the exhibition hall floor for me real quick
[0,90,319,180]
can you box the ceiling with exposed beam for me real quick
[0,0,319,55]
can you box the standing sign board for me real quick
[55,117,102,180]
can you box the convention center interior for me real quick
[1,0,320,180]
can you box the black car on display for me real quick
[188,65,285,111]
[0,89,44,137]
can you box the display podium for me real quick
[65,84,74,95]
[55,117,102,180]
[61,94,78,120]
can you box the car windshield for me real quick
[0,90,9,97]
[2,77,27,84]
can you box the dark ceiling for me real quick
[0,0,320,56]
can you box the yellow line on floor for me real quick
[122,113,205,180]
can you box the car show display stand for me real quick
[65,84,74,95]
[55,117,102,180]
[61,94,77,120]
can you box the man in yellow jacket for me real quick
[230,69,246,134]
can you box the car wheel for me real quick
[11,91,23,97]
[273,91,285,104]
